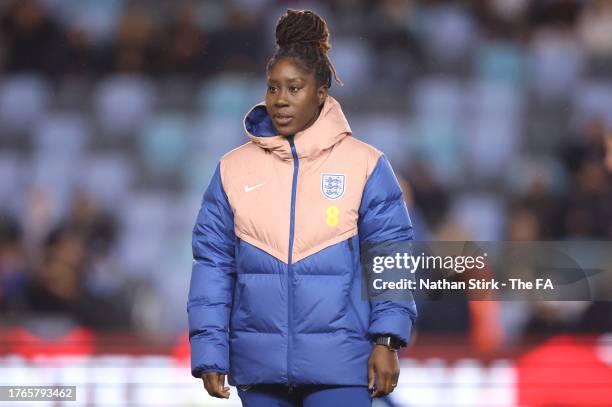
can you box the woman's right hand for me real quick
[202,372,231,398]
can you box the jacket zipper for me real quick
[287,135,299,387]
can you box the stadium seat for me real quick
[420,5,477,62]
[182,115,242,194]
[117,192,170,274]
[449,194,505,240]
[117,229,166,276]
[140,114,190,176]
[465,81,524,120]
[0,75,49,133]
[348,114,408,167]
[190,114,244,157]
[119,192,169,233]
[62,0,125,43]
[463,117,520,178]
[325,37,372,97]
[181,154,219,197]
[94,74,156,136]
[573,80,612,127]
[475,42,526,84]
[411,116,463,186]
[530,35,584,100]
[78,153,135,211]
[33,112,90,158]
[413,78,464,123]
[198,74,264,120]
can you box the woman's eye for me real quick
[290,87,299,93]
[268,86,277,93]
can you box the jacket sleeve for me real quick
[358,155,418,347]
[187,163,236,378]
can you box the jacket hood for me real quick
[243,95,352,161]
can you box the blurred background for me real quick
[0,0,611,405]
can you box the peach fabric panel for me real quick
[292,96,352,160]
[224,95,385,264]
[220,142,293,263]
[292,137,382,263]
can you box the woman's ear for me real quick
[318,85,328,107]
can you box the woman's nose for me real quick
[273,89,289,107]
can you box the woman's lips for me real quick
[273,114,293,126]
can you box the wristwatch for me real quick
[374,335,402,352]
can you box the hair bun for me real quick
[275,9,330,54]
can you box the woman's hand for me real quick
[202,372,231,398]
[368,344,400,398]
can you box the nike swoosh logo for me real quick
[244,183,265,192]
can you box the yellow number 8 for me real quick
[326,206,339,227]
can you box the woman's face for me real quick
[265,57,327,137]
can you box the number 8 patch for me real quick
[326,205,339,227]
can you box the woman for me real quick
[188,9,417,406]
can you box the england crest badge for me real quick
[321,173,346,200]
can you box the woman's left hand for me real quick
[367,344,400,397]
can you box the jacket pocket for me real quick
[346,236,367,334]
[230,237,243,329]
[235,236,241,259]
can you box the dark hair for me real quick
[266,9,343,88]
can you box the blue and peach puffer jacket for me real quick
[187,95,417,386]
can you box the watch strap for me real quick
[374,335,401,351]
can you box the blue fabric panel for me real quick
[245,105,277,137]
[188,163,236,377]
[229,331,288,386]
[358,155,418,346]
[228,238,289,385]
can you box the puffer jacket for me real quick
[188,95,417,387]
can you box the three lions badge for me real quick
[321,173,346,200]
